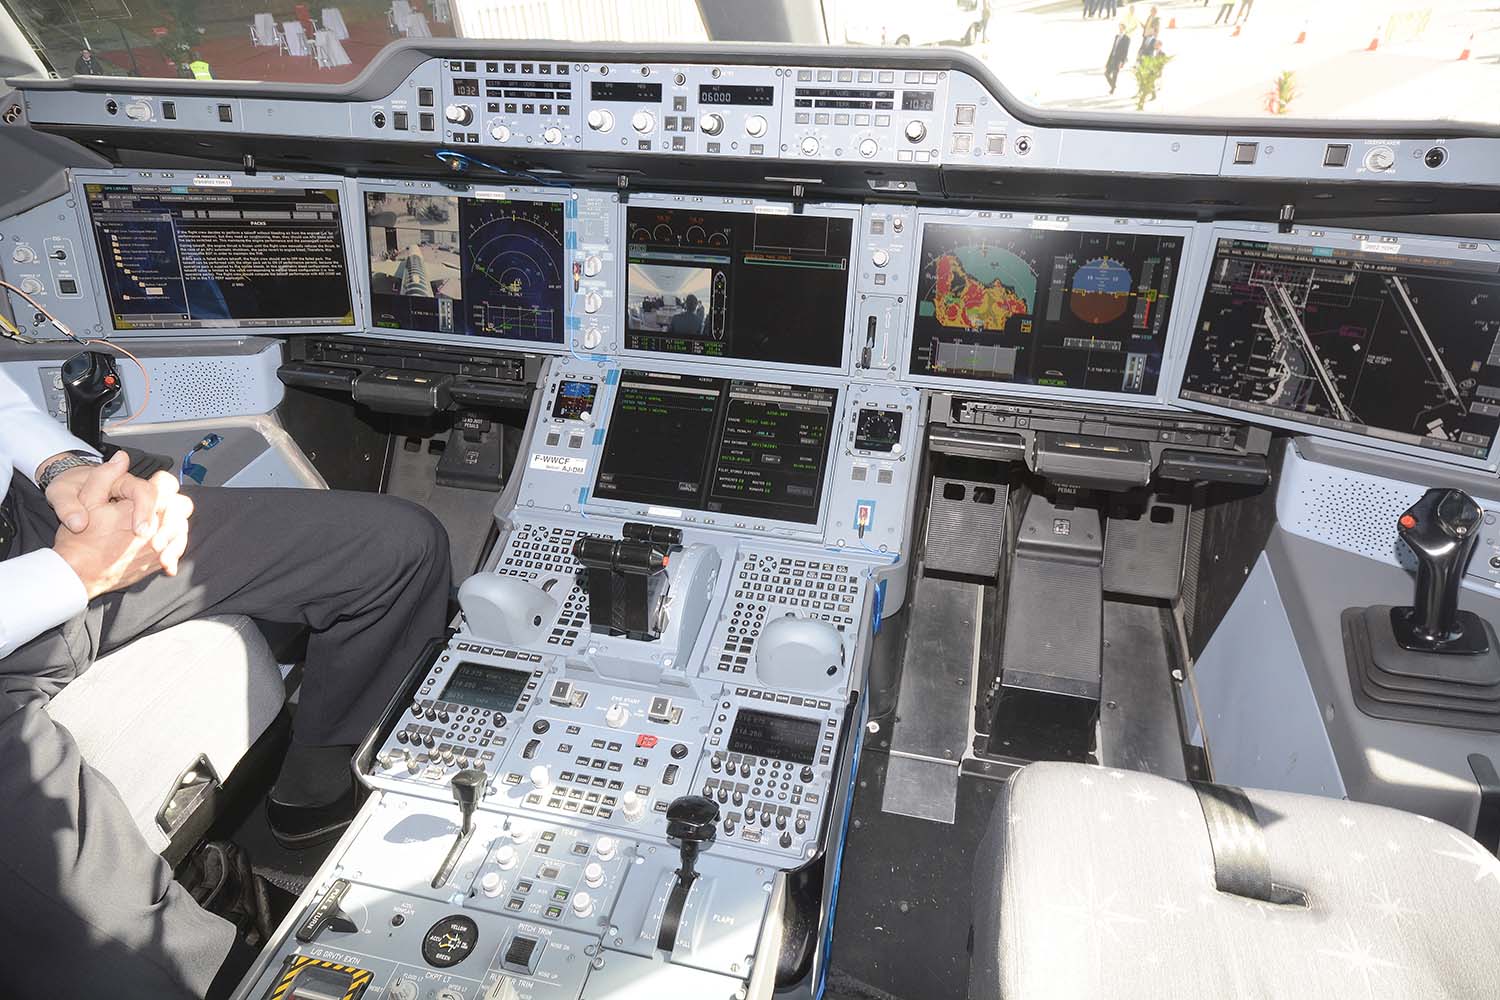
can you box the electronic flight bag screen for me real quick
[365,191,565,343]
[1179,237,1500,461]
[908,222,1184,395]
[593,370,839,525]
[84,183,355,331]
[623,206,853,368]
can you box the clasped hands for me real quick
[44,451,195,599]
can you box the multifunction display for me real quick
[908,222,1184,395]
[624,207,853,368]
[727,709,821,765]
[594,371,838,524]
[84,184,354,331]
[365,191,564,343]
[551,380,598,421]
[1180,237,1500,460]
[439,661,531,713]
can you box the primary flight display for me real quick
[907,222,1184,395]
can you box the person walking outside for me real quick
[1104,22,1132,94]
[1235,0,1254,23]
[1214,1,1234,24]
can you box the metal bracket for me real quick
[1277,203,1295,234]
[791,183,806,215]
[156,752,221,838]
[617,174,631,204]
[243,152,257,176]
[1469,752,1500,856]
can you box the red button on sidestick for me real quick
[1399,514,1417,530]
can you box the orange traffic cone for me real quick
[1459,33,1472,60]
[1367,25,1380,51]
[1168,16,1176,28]
[1295,21,1307,44]
[1231,23,1241,37]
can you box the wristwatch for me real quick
[37,451,102,492]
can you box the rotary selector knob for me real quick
[583,291,602,314]
[489,122,511,142]
[480,871,504,896]
[587,108,614,132]
[871,248,890,268]
[529,765,551,790]
[800,135,820,157]
[581,325,602,350]
[495,844,518,870]
[445,103,473,126]
[858,137,879,159]
[11,245,36,264]
[124,101,151,121]
[631,110,655,133]
[571,891,594,918]
[904,120,927,144]
[542,125,563,145]
[621,792,644,821]
[1365,145,1396,171]
[19,277,44,296]
[582,254,603,277]
[388,978,419,1000]
[700,112,724,136]
[583,862,605,888]
[595,835,618,861]
[604,703,629,729]
[745,114,768,138]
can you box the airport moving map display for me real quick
[908,222,1184,395]
[365,192,565,341]
[1179,237,1500,460]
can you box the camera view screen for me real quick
[84,183,354,331]
[1179,237,1500,460]
[365,192,565,342]
[908,222,1184,394]
[624,207,853,368]
[593,371,838,524]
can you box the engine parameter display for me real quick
[593,370,838,524]
[366,191,564,343]
[624,206,853,368]
[908,222,1184,395]
[84,183,354,331]
[728,709,821,765]
[1179,237,1500,460]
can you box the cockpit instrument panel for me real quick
[904,212,1192,402]
[79,176,357,333]
[622,195,856,371]
[1173,225,1500,470]
[592,370,840,525]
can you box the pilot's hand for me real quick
[52,492,195,600]
[43,450,185,542]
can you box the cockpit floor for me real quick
[827,750,1003,1000]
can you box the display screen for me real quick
[439,662,531,713]
[365,191,565,343]
[727,709,821,765]
[591,81,662,103]
[1180,237,1500,460]
[698,84,775,106]
[551,379,598,420]
[84,183,354,331]
[908,222,1184,395]
[593,371,838,524]
[624,207,853,368]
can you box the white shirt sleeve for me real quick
[0,366,98,484]
[0,366,94,658]
[0,550,89,659]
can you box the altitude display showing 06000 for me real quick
[366,192,564,342]
[908,222,1184,395]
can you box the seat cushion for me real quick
[45,615,285,854]
[971,761,1500,1000]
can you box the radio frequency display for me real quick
[1180,237,1500,459]
[908,222,1183,394]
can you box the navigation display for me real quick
[908,222,1184,395]
[365,192,565,343]
[84,183,354,331]
[624,207,853,368]
[593,370,838,524]
[1179,237,1500,461]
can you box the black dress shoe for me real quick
[266,783,359,850]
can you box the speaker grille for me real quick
[148,359,265,421]
[1279,450,1419,569]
